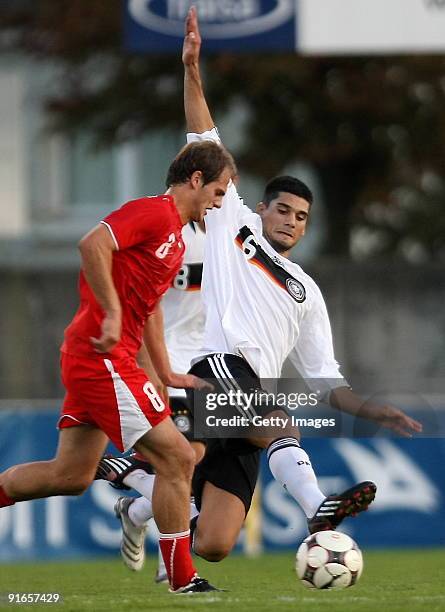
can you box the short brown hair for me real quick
[166,140,237,187]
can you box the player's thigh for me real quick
[54,425,108,481]
[194,481,246,558]
[134,417,194,478]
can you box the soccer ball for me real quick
[296,530,363,589]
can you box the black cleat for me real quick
[172,576,221,594]
[94,453,153,490]
[308,481,377,534]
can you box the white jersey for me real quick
[187,129,347,395]
[162,222,205,398]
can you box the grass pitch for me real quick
[0,550,444,611]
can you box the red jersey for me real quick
[62,194,183,360]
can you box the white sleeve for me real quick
[186,128,256,232]
[187,127,222,146]
[288,288,349,400]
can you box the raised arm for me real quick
[183,7,249,228]
[183,6,214,134]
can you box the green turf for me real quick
[0,550,444,612]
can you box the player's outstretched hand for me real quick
[91,312,121,353]
[182,5,201,66]
[167,372,214,391]
[374,404,423,438]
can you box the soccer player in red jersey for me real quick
[0,140,236,594]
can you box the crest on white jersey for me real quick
[286,278,306,303]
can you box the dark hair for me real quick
[262,175,313,207]
[166,141,237,187]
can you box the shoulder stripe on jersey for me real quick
[101,221,119,251]
[235,226,306,303]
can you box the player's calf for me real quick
[135,420,198,590]
[2,460,94,500]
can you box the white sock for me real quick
[190,498,199,520]
[124,470,155,527]
[267,438,325,518]
[128,496,153,527]
[124,470,199,528]
[123,469,155,499]
[157,544,166,575]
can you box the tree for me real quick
[1,0,444,258]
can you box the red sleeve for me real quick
[101,196,172,250]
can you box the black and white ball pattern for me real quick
[296,531,363,589]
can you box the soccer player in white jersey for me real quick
[178,7,422,563]
[95,221,207,581]
[99,7,422,573]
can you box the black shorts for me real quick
[191,437,260,516]
[187,353,263,514]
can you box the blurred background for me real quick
[0,0,444,561]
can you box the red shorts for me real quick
[59,353,171,452]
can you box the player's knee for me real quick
[172,443,195,480]
[61,475,92,495]
[51,464,93,495]
[66,483,88,496]
[156,441,194,481]
[193,533,232,562]
[194,546,230,563]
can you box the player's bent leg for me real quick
[152,438,203,584]
[133,419,207,592]
[97,438,205,579]
[193,482,246,562]
[134,418,195,533]
[249,424,376,534]
[113,418,195,578]
[247,422,326,519]
[0,426,108,502]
